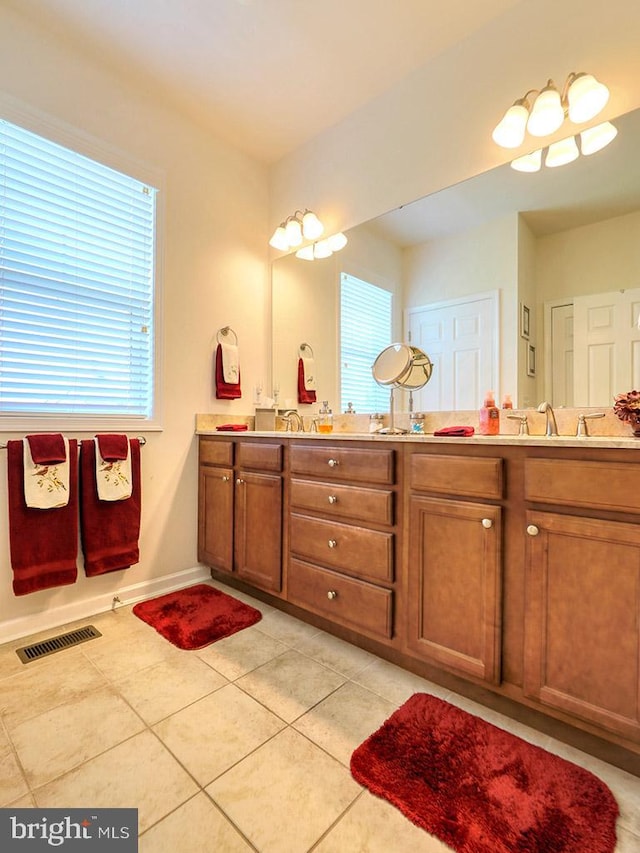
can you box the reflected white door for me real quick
[407,291,498,411]
[550,303,574,407]
[573,288,640,406]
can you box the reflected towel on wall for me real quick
[215,343,242,398]
[297,357,317,404]
[94,434,132,501]
[7,439,78,596]
[80,438,141,576]
[23,434,71,509]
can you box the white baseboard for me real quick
[0,565,211,644]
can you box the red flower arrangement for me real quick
[614,390,640,436]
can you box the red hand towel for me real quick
[433,426,475,436]
[216,424,249,431]
[79,438,141,576]
[7,439,78,596]
[96,433,129,461]
[215,344,241,399]
[26,433,67,464]
[297,358,317,404]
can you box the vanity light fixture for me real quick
[510,120,618,173]
[295,232,348,261]
[492,71,610,149]
[269,208,324,251]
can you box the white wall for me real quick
[0,6,269,638]
[517,217,539,408]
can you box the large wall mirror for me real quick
[272,107,640,414]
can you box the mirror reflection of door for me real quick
[548,287,640,407]
[406,291,498,411]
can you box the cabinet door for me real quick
[234,470,282,592]
[407,496,502,684]
[524,510,640,741]
[198,466,233,572]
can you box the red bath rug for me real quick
[351,693,618,853]
[133,584,262,650]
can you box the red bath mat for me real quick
[351,693,619,853]
[133,584,262,650]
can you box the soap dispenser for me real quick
[479,390,500,435]
[318,401,333,434]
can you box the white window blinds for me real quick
[340,272,392,412]
[0,118,156,418]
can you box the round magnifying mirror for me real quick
[400,345,433,390]
[371,343,413,387]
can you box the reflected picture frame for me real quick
[527,343,536,377]
[520,303,530,340]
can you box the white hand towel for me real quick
[221,343,240,384]
[302,357,317,390]
[23,438,71,509]
[95,438,133,501]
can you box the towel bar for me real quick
[0,436,147,450]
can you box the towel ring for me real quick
[299,342,314,358]
[217,326,238,346]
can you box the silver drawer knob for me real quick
[327,590,337,600]
[327,458,339,467]
[328,539,337,548]
[527,524,540,536]
[481,518,493,529]
[236,478,244,485]
[221,475,230,482]
[328,495,338,504]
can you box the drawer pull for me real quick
[236,478,245,485]
[221,475,230,482]
[328,495,338,504]
[481,518,493,529]
[327,590,338,600]
[527,524,540,536]
[327,458,340,468]
[328,539,337,548]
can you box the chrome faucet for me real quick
[282,410,305,432]
[537,401,558,436]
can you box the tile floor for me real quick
[1,579,640,852]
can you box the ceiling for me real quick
[9,0,521,163]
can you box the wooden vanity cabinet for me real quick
[287,442,397,642]
[198,437,283,593]
[523,458,640,742]
[406,452,504,684]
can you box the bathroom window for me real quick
[340,272,392,412]
[0,114,160,427]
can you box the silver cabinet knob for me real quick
[527,524,539,536]
[481,518,493,529]
[221,475,230,482]
[327,458,339,467]
[236,478,244,485]
[328,495,338,504]
[327,590,337,600]
[328,539,337,548]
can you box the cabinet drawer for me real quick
[199,439,233,467]
[290,479,393,525]
[410,453,503,499]
[288,558,393,640]
[525,458,640,514]
[290,513,393,583]
[237,441,282,472]
[290,445,394,484]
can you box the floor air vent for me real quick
[16,625,102,663]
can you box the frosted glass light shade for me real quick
[285,217,303,246]
[269,225,289,250]
[492,103,529,148]
[328,232,348,251]
[510,149,542,172]
[302,210,323,240]
[568,74,609,123]
[545,136,579,168]
[295,245,315,260]
[527,85,564,137]
[313,239,333,259]
[580,121,617,155]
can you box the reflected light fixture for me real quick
[295,232,348,261]
[545,135,579,168]
[493,71,610,151]
[269,208,324,251]
[580,121,618,155]
[509,120,618,173]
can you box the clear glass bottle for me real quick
[410,412,425,433]
[318,401,333,433]
[369,413,384,433]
